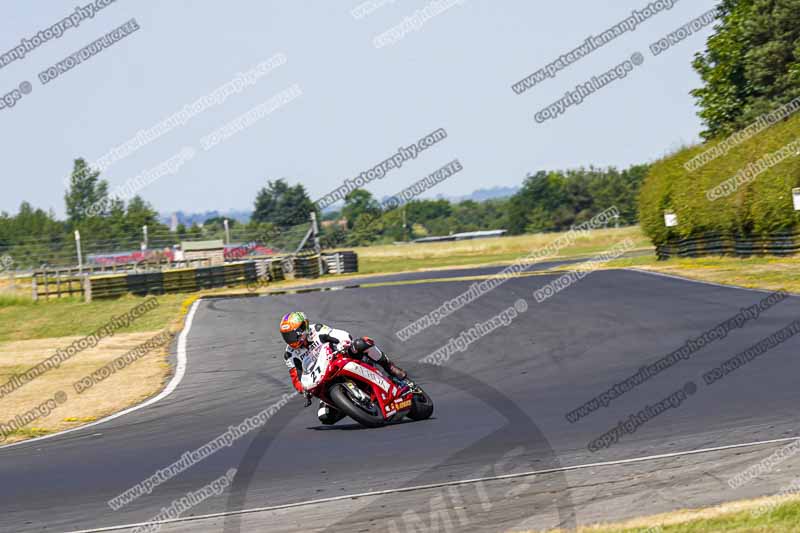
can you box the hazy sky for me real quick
[0,0,719,217]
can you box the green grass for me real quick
[0,293,189,342]
[0,293,36,308]
[562,498,800,532]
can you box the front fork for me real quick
[342,380,372,405]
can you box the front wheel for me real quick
[329,383,385,428]
[408,387,434,421]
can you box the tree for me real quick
[252,179,317,227]
[204,216,227,228]
[692,0,800,139]
[504,165,647,234]
[406,200,452,223]
[0,202,64,267]
[320,224,347,248]
[187,224,203,240]
[64,159,109,225]
[176,223,187,239]
[506,171,570,233]
[342,189,380,229]
[346,213,383,245]
[125,196,162,230]
[321,209,341,221]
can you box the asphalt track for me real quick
[2,266,800,532]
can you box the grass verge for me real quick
[602,254,800,294]
[342,226,652,275]
[0,331,173,444]
[536,494,800,532]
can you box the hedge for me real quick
[639,111,800,246]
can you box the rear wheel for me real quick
[329,383,385,428]
[408,387,434,421]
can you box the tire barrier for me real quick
[86,262,259,300]
[293,253,322,279]
[322,251,359,274]
[42,253,359,300]
[656,231,800,260]
[253,258,288,282]
[269,259,287,281]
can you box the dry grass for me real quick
[0,331,171,444]
[340,227,653,274]
[0,272,31,288]
[603,255,800,294]
[0,293,199,445]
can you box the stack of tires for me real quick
[322,251,358,274]
[293,253,322,279]
[269,259,286,281]
[338,251,358,274]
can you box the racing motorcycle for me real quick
[300,343,434,428]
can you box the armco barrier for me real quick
[656,232,800,259]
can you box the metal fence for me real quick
[0,219,315,270]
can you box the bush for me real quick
[639,112,800,245]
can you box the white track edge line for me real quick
[0,300,200,451]
[623,267,799,296]
[66,434,800,533]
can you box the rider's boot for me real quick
[377,353,407,382]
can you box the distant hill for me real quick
[441,185,520,203]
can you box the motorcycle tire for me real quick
[330,383,385,428]
[408,388,434,421]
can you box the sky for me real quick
[0,0,720,218]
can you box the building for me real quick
[181,240,225,266]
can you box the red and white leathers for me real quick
[283,323,352,393]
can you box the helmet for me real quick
[280,311,309,348]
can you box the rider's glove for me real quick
[303,391,313,407]
[318,333,338,345]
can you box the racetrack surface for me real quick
[2,268,800,532]
[278,257,591,290]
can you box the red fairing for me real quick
[289,368,303,393]
[302,343,414,423]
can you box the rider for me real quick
[279,311,408,425]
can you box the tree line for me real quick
[0,159,648,267]
[321,164,648,247]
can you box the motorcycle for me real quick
[300,342,434,428]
